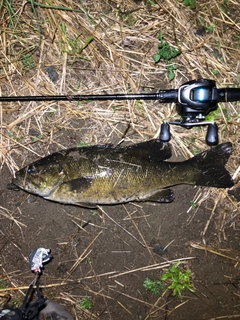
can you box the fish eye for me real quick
[27,166,35,174]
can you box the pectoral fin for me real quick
[146,189,175,203]
[64,177,94,192]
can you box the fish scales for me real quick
[12,139,234,207]
[44,145,177,203]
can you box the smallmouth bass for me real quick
[12,139,234,207]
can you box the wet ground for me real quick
[0,141,240,320]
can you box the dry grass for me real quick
[0,0,240,318]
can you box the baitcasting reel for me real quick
[158,78,240,145]
[1,78,240,145]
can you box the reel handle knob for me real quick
[160,122,171,142]
[206,122,218,146]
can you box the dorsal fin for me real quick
[121,139,172,161]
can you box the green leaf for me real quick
[154,54,161,63]
[158,32,164,41]
[154,33,181,65]
[79,297,92,310]
[184,0,196,9]
[143,278,165,295]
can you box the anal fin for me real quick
[146,189,174,203]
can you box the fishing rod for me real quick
[2,79,240,145]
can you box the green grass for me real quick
[147,0,156,6]
[205,107,224,121]
[21,54,37,71]
[60,23,93,54]
[77,140,89,147]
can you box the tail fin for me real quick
[190,142,234,188]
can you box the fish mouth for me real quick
[11,178,56,197]
[11,177,23,189]
[7,182,21,191]
[11,172,65,198]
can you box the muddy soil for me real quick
[0,139,240,320]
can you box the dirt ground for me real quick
[1,135,240,320]
[0,0,240,319]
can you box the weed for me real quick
[192,147,200,155]
[60,23,93,58]
[161,262,195,298]
[237,74,240,84]
[117,8,136,26]
[178,0,196,10]
[46,108,57,122]
[113,105,120,113]
[79,297,92,310]
[211,69,219,76]
[190,200,198,208]
[143,278,166,295]
[166,62,178,81]
[221,0,229,13]
[78,140,89,147]
[199,17,215,33]
[147,0,156,6]
[33,135,42,143]
[154,33,181,63]
[0,278,6,290]
[135,100,144,110]
[85,257,91,264]
[143,262,195,299]
[7,131,19,141]
[12,299,21,308]
[21,54,36,71]
[205,25,215,33]
[154,33,181,81]
[205,107,221,121]
[135,100,145,115]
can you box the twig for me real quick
[97,206,146,248]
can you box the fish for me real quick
[11,139,234,207]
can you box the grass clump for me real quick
[79,297,92,310]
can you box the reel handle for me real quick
[160,122,171,142]
[160,121,219,146]
[206,122,218,145]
